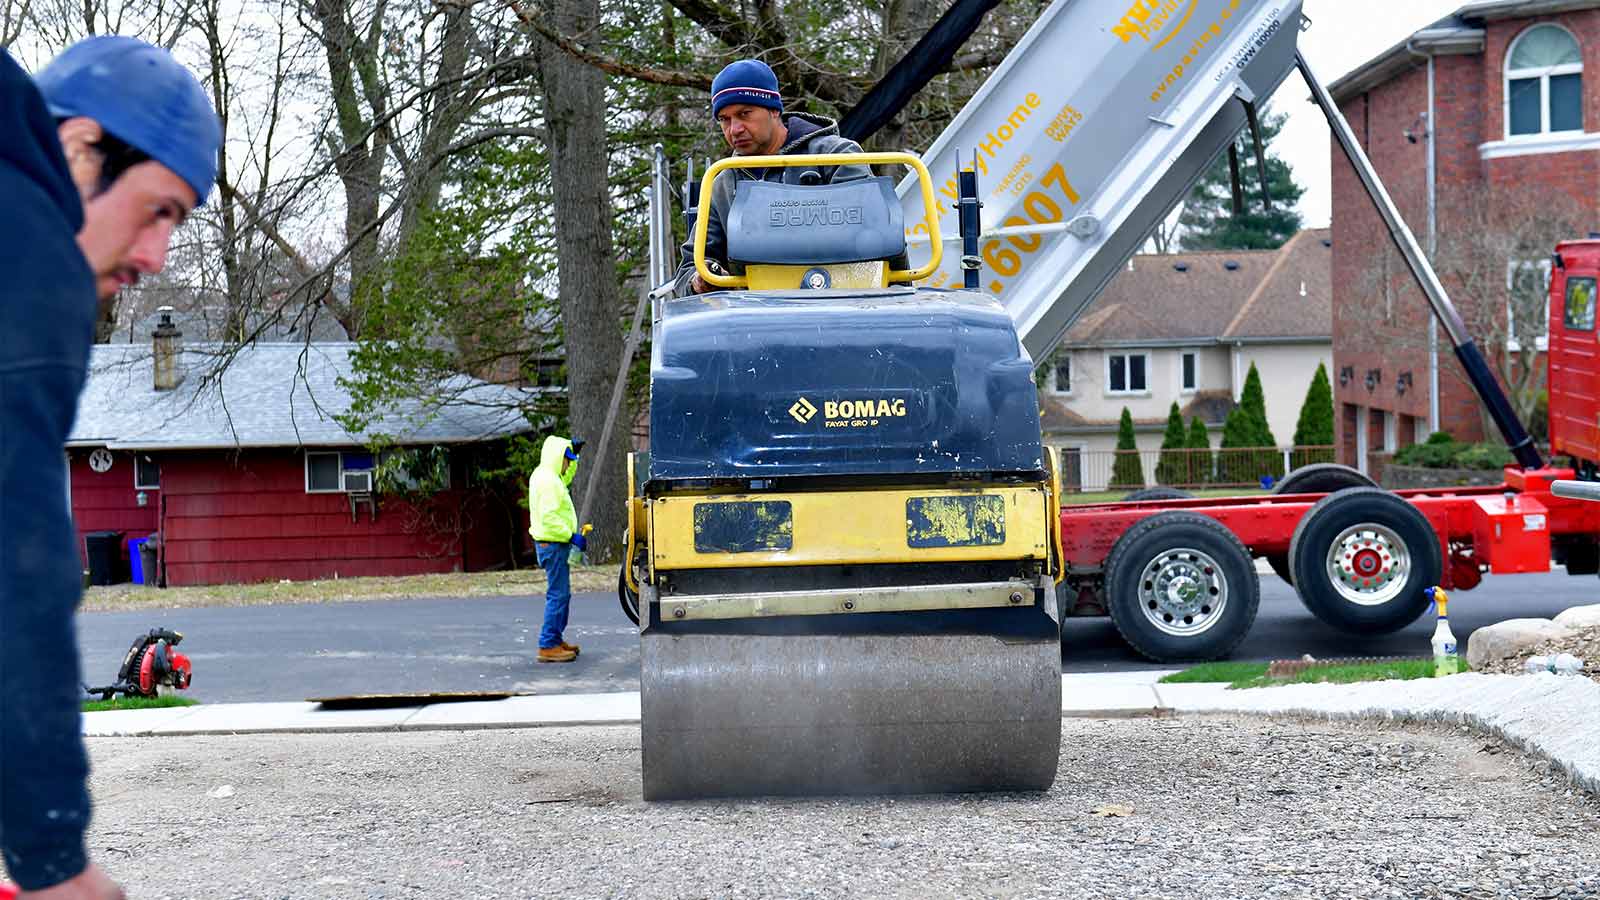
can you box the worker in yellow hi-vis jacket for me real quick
[528,434,589,664]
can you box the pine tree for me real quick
[1154,402,1190,486]
[1110,407,1145,488]
[1186,417,1213,484]
[1218,405,1258,485]
[1292,362,1335,469]
[1239,363,1274,445]
[1177,108,1306,250]
[1239,362,1283,479]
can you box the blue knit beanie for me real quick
[710,59,783,117]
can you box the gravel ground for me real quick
[85,716,1600,899]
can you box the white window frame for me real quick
[1383,411,1397,453]
[1504,24,1584,139]
[133,454,160,491]
[305,451,376,494]
[1179,350,1199,394]
[1050,354,1073,396]
[1506,258,1553,352]
[1105,352,1150,396]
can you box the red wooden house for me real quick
[67,321,536,586]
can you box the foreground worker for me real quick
[671,58,870,296]
[528,436,589,663]
[0,37,219,899]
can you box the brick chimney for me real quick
[152,307,184,391]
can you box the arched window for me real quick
[1506,24,1584,137]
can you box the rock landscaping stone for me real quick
[1554,603,1600,630]
[1466,618,1571,670]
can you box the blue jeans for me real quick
[536,541,572,649]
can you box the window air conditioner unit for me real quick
[342,470,374,493]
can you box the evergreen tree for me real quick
[1217,405,1258,485]
[1292,362,1335,468]
[1218,365,1285,485]
[1110,407,1145,488]
[1177,108,1306,250]
[1154,402,1190,485]
[1186,417,1213,484]
[1240,363,1276,447]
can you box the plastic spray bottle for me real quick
[570,523,594,566]
[1426,586,1459,676]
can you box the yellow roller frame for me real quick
[1044,446,1065,585]
[649,483,1050,572]
[693,151,943,291]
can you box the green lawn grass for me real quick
[81,695,200,713]
[1062,488,1269,506]
[1161,657,1461,690]
[1157,661,1269,684]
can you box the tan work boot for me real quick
[537,646,577,663]
[560,641,580,656]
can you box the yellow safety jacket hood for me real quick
[528,435,578,542]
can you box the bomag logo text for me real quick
[1113,0,1197,49]
[769,199,864,228]
[787,396,909,429]
[824,399,907,419]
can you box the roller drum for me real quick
[640,611,1061,800]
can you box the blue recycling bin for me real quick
[129,537,149,585]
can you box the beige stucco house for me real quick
[1041,228,1332,491]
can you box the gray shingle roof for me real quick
[69,343,539,450]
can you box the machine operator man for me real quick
[671,59,871,297]
[1,37,220,899]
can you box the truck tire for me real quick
[1266,465,1376,586]
[1103,511,1259,662]
[1287,487,1440,634]
[619,564,640,626]
[1272,463,1376,495]
[1122,487,1194,502]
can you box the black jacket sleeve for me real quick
[0,47,97,893]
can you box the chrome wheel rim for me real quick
[1136,547,1229,637]
[1324,522,1410,606]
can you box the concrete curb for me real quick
[85,671,1600,796]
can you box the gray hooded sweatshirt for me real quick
[672,112,870,297]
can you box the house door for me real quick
[1059,445,1083,493]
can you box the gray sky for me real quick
[1284,0,1465,227]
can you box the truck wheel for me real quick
[619,564,640,626]
[1104,511,1259,662]
[1287,487,1440,634]
[1122,487,1194,502]
[1266,466,1376,587]
[1273,463,1375,495]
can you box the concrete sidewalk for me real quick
[85,670,1600,796]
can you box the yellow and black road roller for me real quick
[623,152,1064,800]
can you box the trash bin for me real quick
[84,530,124,586]
[129,536,153,585]
[138,537,159,588]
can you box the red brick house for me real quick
[67,327,537,586]
[1329,0,1600,473]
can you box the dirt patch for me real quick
[81,566,617,613]
[1472,623,1600,683]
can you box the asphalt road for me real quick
[77,568,1600,703]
